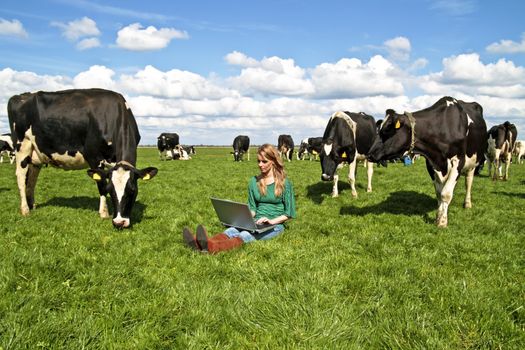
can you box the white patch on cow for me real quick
[113,213,130,228]
[381,115,390,129]
[446,100,456,107]
[111,167,131,203]
[466,113,473,126]
[324,144,333,155]
[50,151,88,170]
[462,153,478,173]
[107,141,112,146]
[125,101,130,110]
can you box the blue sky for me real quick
[1,0,524,145]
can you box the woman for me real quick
[183,143,296,253]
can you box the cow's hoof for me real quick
[366,188,372,193]
[331,193,338,198]
[351,192,358,198]
[100,212,110,219]
[21,208,30,216]
[464,202,472,209]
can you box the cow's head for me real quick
[297,141,308,160]
[88,163,158,228]
[320,139,347,181]
[233,150,243,161]
[368,109,413,163]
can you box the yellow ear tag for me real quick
[92,173,101,181]
[395,120,401,129]
[143,174,151,180]
[342,152,347,159]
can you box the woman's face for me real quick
[257,153,273,175]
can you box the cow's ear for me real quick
[138,167,158,181]
[394,118,402,129]
[87,169,107,182]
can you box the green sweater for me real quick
[247,176,296,220]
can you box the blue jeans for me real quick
[224,224,285,243]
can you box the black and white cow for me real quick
[182,145,196,155]
[277,134,294,162]
[8,89,158,228]
[487,121,517,180]
[0,133,15,164]
[157,133,180,161]
[513,140,525,164]
[320,111,377,198]
[297,137,323,161]
[367,96,487,228]
[232,135,250,161]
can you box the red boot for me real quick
[196,225,243,254]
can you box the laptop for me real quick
[210,197,276,234]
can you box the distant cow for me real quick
[182,145,196,155]
[8,89,158,228]
[487,121,517,180]
[232,135,250,161]
[514,140,525,164]
[297,137,323,161]
[157,133,180,161]
[0,133,15,164]
[320,111,377,198]
[368,96,487,228]
[278,135,294,162]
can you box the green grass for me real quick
[0,147,524,349]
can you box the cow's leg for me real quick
[464,167,475,209]
[366,160,374,193]
[435,158,460,228]
[348,159,358,198]
[503,153,511,180]
[15,141,34,216]
[96,181,110,219]
[25,164,41,210]
[247,149,250,161]
[332,174,339,197]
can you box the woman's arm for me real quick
[255,214,289,225]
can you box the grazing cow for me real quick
[8,89,158,228]
[320,111,377,198]
[157,133,180,161]
[367,96,487,228]
[232,135,250,161]
[513,140,525,164]
[297,137,323,161]
[487,121,517,180]
[278,134,294,162]
[0,133,15,164]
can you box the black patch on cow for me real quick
[20,156,32,168]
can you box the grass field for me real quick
[0,147,524,349]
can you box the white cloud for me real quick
[0,68,71,102]
[119,65,236,99]
[51,17,100,41]
[76,37,101,50]
[384,36,411,62]
[73,65,116,90]
[310,55,404,98]
[227,53,315,96]
[486,33,525,54]
[116,23,188,51]
[1,51,525,145]
[224,51,258,67]
[439,53,525,85]
[0,18,28,38]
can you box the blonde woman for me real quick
[183,143,296,253]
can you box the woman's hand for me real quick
[255,217,272,225]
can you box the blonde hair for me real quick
[257,143,286,196]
